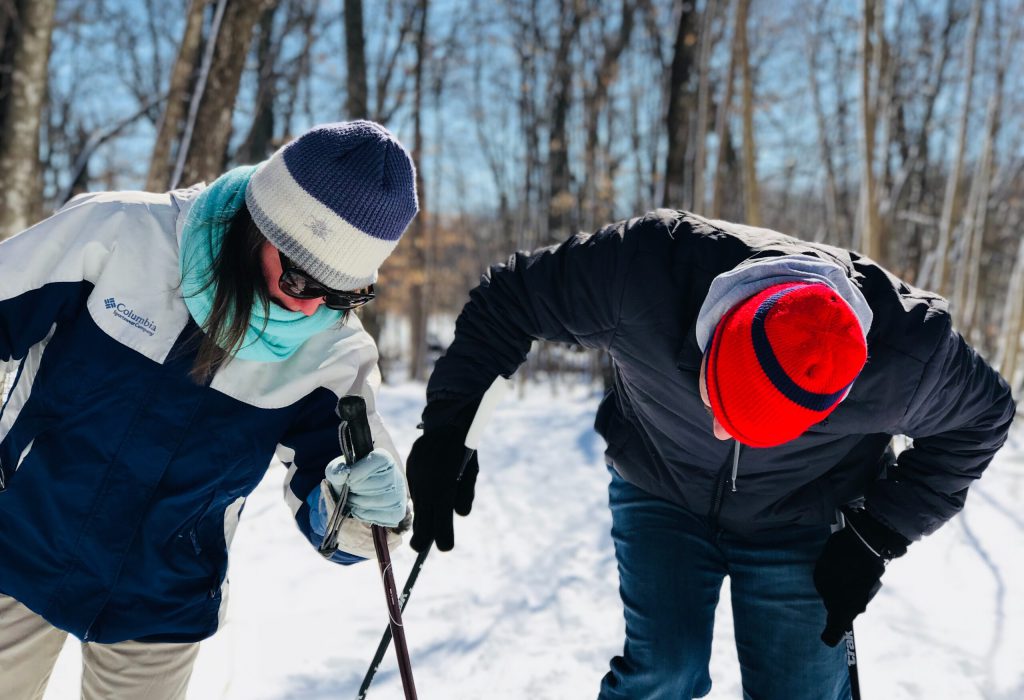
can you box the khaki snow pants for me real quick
[0,594,199,700]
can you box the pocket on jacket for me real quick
[180,490,245,596]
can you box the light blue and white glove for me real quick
[323,448,408,528]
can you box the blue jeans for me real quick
[599,468,850,700]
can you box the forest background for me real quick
[1,0,1022,389]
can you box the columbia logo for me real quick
[107,299,158,336]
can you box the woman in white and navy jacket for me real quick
[0,121,416,700]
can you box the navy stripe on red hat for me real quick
[750,287,857,412]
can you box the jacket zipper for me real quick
[708,440,741,530]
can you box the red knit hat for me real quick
[704,282,867,447]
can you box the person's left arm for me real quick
[866,319,1015,540]
[815,317,1015,645]
[277,334,407,564]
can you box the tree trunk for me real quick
[806,3,842,243]
[408,0,429,381]
[177,0,269,187]
[691,0,717,215]
[546,0,585,240]
[345,0,368,119]
[857,0,884,261]
[933,0,982,295]
[344,0,386,348]
[237,2,282,164]
[145,0,208,192]
[581,0,635,230]
[662,0,697,209]
[0,0,56,239]
[999,225,1024,392]
[737,0,760,226]
[954,3,1005,339]
[710,0,738,220]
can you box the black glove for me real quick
[813,507,910,647]
[407,391,484,552]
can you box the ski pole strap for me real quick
[318,396,374,557]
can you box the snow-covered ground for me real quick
[43,380,1024,699]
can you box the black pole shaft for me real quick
[371,524,418,699]
[845,628,862,700]
[356,547,430,699]
[356,447,475,698]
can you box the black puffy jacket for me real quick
[423,210,1015,541]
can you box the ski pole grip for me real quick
[337,396,374,464]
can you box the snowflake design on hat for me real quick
[305,217,330,239]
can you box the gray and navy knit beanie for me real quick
[245,120,418,290]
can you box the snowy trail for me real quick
[44,381,1024,699]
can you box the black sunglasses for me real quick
[278,251,376,311]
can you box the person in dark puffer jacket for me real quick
[405,210,1016,700]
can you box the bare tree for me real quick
[933,0,983,296]
[857,0,885,261]
[344,0,385,344]
[176,0,271,187]
[999,217,1024,393]
[691,0,719,215]
[546,0,586,239]
[805,1,844,243]
[0,0,57,239]
[662,0,697,209]
[580,0,636,230]
[408,0,429,381]
[736,0,760,225]
[345,0,368,119]
[953,1,1011,339]
[236,1,286,165]
[146,0,208,192]
[710,0,738,219]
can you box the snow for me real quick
[43,380,1024,699]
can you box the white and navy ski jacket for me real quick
[0,187,401,644]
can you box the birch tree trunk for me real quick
[145,0,208,192]
[737,0,760,226]
[933,0,982,296]
[0,0,56,239]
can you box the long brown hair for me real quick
[187,204,271,383]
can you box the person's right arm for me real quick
[0,194,118,363]
[421,215,650,429]
[408,212,676,552]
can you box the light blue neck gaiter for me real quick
[179,165,343,362]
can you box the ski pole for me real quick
[356,546,430,700]
[370,523,417,699]
[844,628,861,700]
[336,396,418,700]
[356,377,510,699]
